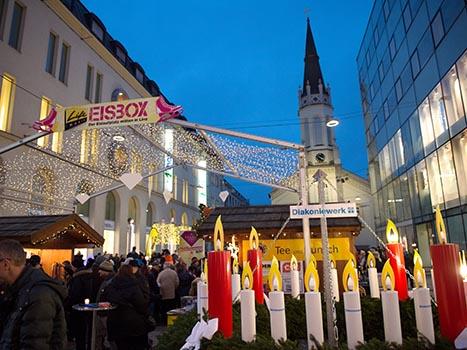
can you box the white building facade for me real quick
[0,0,233,255]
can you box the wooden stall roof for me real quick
[197,204,362,235]
[0,214,104,248]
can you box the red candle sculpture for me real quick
[247,227,264,304]
[430,206,467,342]
[385,219,409,301]
[208,216,233,338]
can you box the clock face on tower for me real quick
[316,153,326,163]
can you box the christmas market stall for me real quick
[0,213,104,276]
[196,204,362,296]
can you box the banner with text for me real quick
[52,97,167,132]
[241,238,351,263]
[290,203,357,219]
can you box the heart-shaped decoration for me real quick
[163,190,173,204]
[75,193,90,205]
[120,173,143,190]
[219,190,229,202]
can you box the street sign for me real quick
[290,203,357,219]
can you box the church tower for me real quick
[299,18,340,168]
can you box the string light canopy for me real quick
[0,120,300,213]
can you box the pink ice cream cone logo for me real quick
[156,96,183,122]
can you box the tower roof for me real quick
[302,18,325,96]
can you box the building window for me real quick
[415,160,432,215]
[45,32,58,75]
[182,180,189,204]
[37,97,51,148]
[457,51,467,115]
[80,129,99,166]
[389,37,396,59]
[437,142,459,208]
[429,84,449,145]
[146,203,154,228]
[431,11,444,47]
[452,131,467,204]
[417,30,434,69]
[85,65,94,101]
[0,73,15,132]
[170,208,176,223]
[8,2,24,51]
[94,72,103,103]
[130,150,142,174]
[402,4,412,31]
[426,152,444,208]
[0,0,7,39]
[181,212,188,226]
[91,21,104,41]
[173,175,178,199]
[442,65,465,132]
[418,99,435,154]
[410,51,420,78]
[31,167,54,213]
[135,69,144,84]
[58,42,70,84]
[105,192,116,221]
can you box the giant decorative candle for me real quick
[342,259,364,350]
[290,254,300,299]
[240,262,256,342]
[268,256,287,344]
[413,252,435,344]
[247,227,264,304]
[367,251,380,299]
[304,254,323,349]
[430,206,467,341]
[329,253,340,302]
[385,219,408,300]
[460,251,467,307]
[380,260,402,345]
[207,216,232,338]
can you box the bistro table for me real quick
[72,303,116,350]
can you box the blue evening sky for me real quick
[82,0,373,204]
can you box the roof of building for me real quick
[197,204,361,233]
[0,214,104,248]
[302,18,326,97]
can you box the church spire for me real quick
[302,18,326,97]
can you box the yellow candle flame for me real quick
[291,255,298,271]
[342,259,358,292]
[304,256,320,292]
[381,260,395,291]
[347,252,357,268]
[460,251,467,281]
[413,256,426,288]
[249,226,259,250]
[268,256,282,292]
[233,256,239,274]
[242,261,254,289]
[435,206,447,244]
[310,253,318,268]
[367,251,376,268]
[329,253,336,269]
[413,249,422,266]
[232,235,236,248]
[213,216,224,252]
[386,219,399,244]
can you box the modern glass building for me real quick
[357,0,467,262]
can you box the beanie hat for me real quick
[99,260,114,273]
[165,255,174,264]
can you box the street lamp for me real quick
[326,118,339,128]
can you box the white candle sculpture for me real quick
[330,254,340,302]
[290,254,300,299]
[240,262,256,342]
[430,266,437,302]
[304,254,323,349]
[268,256,287,344]
[231,256,241,302]
[367,251,380,298]
[413,252,435,344]
[197,259,209,320]
[380,260,402,344]
[342,259,364,350]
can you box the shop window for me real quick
[418,99,435,154]
[452,131,467,204]
[426,152,444,208]
[437,142,459,208]
[429,84,449,146]
[408,111,423,162]
[0,73,15,132]
[407,167,422,218]
[441,65,465,134]
[37,97,51,148]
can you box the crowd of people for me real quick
[0,240,203,350]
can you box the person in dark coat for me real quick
[103,264,149,350]
[0,239,67,349]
